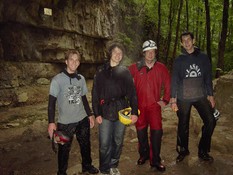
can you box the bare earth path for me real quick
[1,78,233,175]
[0,102,233,175]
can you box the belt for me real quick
[100,96,126,105]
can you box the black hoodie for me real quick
[171,47,213,102]
[92,62,138,121]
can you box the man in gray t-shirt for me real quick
[50,72,88,124]
[47,49,99,175]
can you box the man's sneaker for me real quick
[82,165,99,174]
[176,150,190,162]
[198,152,214,162]
[110,168,120,175]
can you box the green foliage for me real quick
[117,0,147,61]
[117,0,233,71]
[116,32,134,52]
[224,51,233,72]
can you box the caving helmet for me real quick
[213,108,220,121]
[53,130,70,145]
[118,107,140,125]
[142,40,157,52]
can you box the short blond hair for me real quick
[65,49,81,61]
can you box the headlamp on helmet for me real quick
[142,40,157,52]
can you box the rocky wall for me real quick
[0,0,120,107]
[0,0,119,62]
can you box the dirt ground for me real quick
[0,102,233,175]
[0,78,233,175]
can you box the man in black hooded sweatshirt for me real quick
[170,31,216,163]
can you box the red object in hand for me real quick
[53,130,70,145]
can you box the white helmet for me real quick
[142,40,157,52]
[213,108,220,121]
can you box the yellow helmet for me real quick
[118,107,140,125]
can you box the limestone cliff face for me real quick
[0,0,118,62]
[0,0,120,107]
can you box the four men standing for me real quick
[48,32,216,174]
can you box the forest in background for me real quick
[116,0,233,78]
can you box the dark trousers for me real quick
[176,97,216,154]
[57,117,92,175]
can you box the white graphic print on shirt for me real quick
[66,85,81,104]
[185,64,201,78]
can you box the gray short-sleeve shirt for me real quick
[49,72,88,124]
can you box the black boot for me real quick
[137,127,150,165]
[150,130,165,172]
[82,165,99,174]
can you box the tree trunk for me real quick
[185,0,189,30]
[204,0,212,63]
[195,0,201,42]
[215,0,229,78]
[165,0,174,64]
[157,0,161,60]
[171,0,183,70]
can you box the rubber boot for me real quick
[150,129,166,171]
[137,127,150,164]
[150,129,162,165]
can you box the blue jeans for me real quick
[99,118,126,173]
[176,97,216,154]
